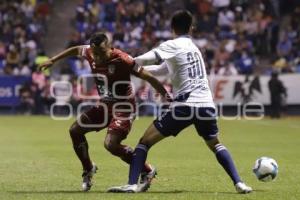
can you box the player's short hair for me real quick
[171,10,193,35]
[90,32,108,47]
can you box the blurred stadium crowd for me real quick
[0,0,300,115]
[68,0,300,76]
[0,0,51,76]
[0,0,53,114]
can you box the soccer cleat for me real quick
[82,163,98,192]
[235,182,253,194]
[107,184,141,193]
[139,165,157,192]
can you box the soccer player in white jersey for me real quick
[108,10,252,194]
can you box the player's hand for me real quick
[38,59,54,71]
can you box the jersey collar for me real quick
[177,35,191,39]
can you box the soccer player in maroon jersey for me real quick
[39,32,170,192]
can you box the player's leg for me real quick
[107,124,165,193]
[69,118,99,192]
[104,112,155,179]
[70,106,109,191]
[194,107,252,193]
[128,105,194,186]
[205,137,252,193]
[104,133,133,163]
[69,119,94,171]
[127,123,165,186]
[103,132,153,173]
[108,106,193,193]
[205,137,242,185]
[103,113,134,164]
[70,106,108,170]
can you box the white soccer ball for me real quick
[253,157,278,182]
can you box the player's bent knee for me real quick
[69,124,77,136]
[103,139,111,151]
[139,136,152,147]
[69,122,86,137]
[139,126,164,148]
[205,137,221,152]
[104,139,119,155]
[104,144,118,155]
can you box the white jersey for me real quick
[152,36,215,108]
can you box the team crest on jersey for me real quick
[108,65,115,74]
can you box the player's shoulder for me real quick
[111,48,134,65]
[158,37,193,50]
[154,39,179,55]
[159,39,177,48]
[112,48,130,57]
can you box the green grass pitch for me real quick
[0,116,299,200]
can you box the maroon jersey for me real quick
[80,46,142,103]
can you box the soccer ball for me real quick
[253,157,278,182]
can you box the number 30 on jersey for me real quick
[187,52,204,79]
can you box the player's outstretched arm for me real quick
[143,62,169,76]
[134,40,174,66]
[134,51,161,66]
[137,69,172,102]
[38,46,84,71]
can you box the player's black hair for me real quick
[89,32,108,47]
[171,10,193,35]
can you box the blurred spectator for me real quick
[136,81,155,116]
[18,84,35,115]
[3,64,14,75]
[0,42,6,59]
[218,7,235,28]
[0,0,52,75]
[197,13,217,33]
[32,70,46,90]
[12,60,31,76]
[35,50,50,76]
[40,79,55,114]
[236,51,255,74]
[268,71,287,118]
[6,45,20,68]
[31,70,47,114]
[21,0,35,18]
[218,62,238,76]
[212,0,230,9]
[277,34,293,58]
[72,58,91,76]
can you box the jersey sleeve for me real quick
[153,40,177,60]
[121,54,143,75]
[143,62,169,76]
[134,50,159,66]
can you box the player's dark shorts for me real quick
[78,101,135,139]
[153,105,218,140]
